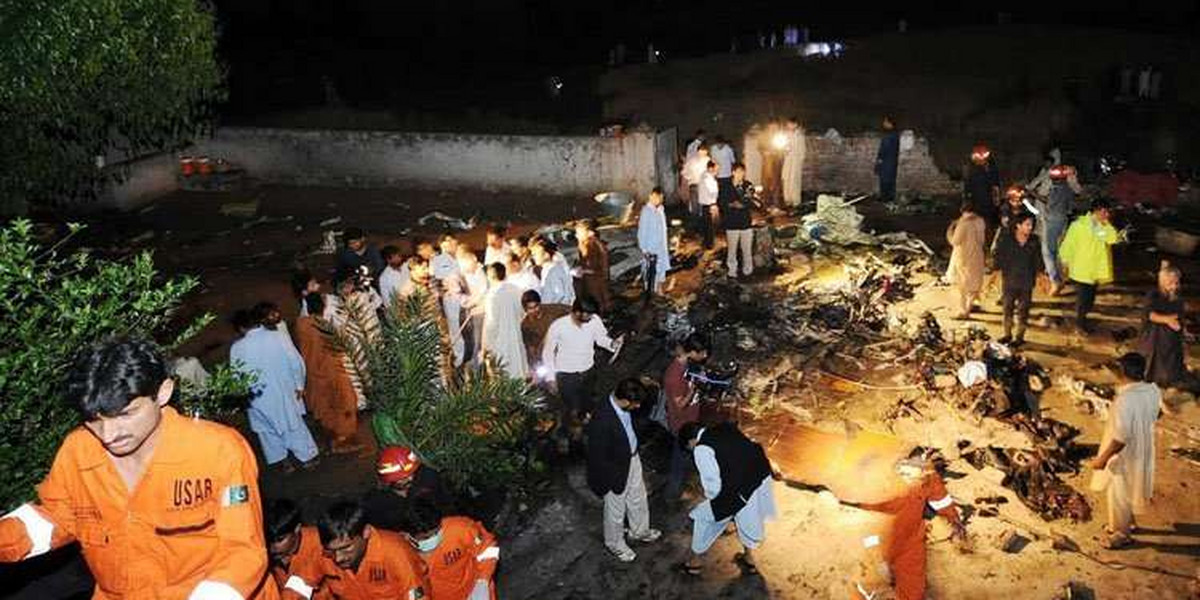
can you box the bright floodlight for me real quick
[772,132,789,150]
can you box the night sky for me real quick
[212,1,1200,117]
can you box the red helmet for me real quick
[1049,164,1074,180]
[971,144,991,163]
[377,446,420,484]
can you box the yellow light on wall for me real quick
[772,131,789,150]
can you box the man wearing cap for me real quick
[362,446,454,533]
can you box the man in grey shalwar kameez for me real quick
[679,422,779,575]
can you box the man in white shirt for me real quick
[484,224,509,268]
[456,245,489,367]
[1092,352,1164,549]
[505,253,540,291]
[480,262,529,379]
[430,234,460,281]
[542,297,623,447]
[698,161,721,249]
[530,238,575,305]
[378,245,409,310]
[710,136,737,212]
[685,129,706,162]
[683,146,711,218]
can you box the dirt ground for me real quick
[46,189,1200,599]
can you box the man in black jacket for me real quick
[585,378,662,562]
[722,162,758,279]
[678,421,780,576]
[993,212,1041,347]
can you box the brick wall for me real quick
[801,130,959,197]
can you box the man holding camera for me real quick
[663,334,711,500]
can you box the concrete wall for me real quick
[192,127,663,196]
[103,127,673,210]
[802,130,959,197]
[104,153,184,210]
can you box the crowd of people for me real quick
[0,129,1190,599]
[935,140,1181,559]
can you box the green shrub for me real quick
[326,289,545,492]
[0,0,224,212]
[0,219,250,510]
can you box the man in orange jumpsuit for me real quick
[404,498,499,600]
[316,501,429,600]
[851,458,966,600]
[266,499,330,600]
[0,338,276,599]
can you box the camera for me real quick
[684,361,740,405]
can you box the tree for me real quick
[328,289,545,492]
[0,0,224,213]
[0,219,251,510]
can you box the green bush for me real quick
[326,289,546,492]
[0,219,250,510]
[0,0,224,212]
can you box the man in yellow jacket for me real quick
[1058,198,1122,333]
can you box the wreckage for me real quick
[655,194,1093,523]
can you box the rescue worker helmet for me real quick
[970,144,990,163]
[377,446,421,484]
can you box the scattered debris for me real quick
[418,211,478,231]
[219,200,260,218]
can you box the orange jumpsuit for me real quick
[857,474,961,600]
[273,526,331,600]
[0,407,277,600]
[419,517,499,600]
[316,527,429,600]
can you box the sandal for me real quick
[734,553,759,575]
[1102,533,1133,550]
[677,562,702,577]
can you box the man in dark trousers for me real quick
[993,212,1041,348]
[964,144,1001,228]
[678,421,780,576]
[585,378,662,563]
[335,227,385,288]
[874,116,900,203]
[361,445,454,533]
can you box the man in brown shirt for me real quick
[663,334,710,500]
[521,290,571,378]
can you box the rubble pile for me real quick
[912,319,1093,522]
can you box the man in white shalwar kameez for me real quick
[1092,352,1163,549]
[505,254,541,291]
[679,422,778,575]
[637,187,671,293]
[231,317,319,469]
[781,119,805,208]
[480,262,529,379]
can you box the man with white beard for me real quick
[481,262,529,379]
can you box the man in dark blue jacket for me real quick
[875,116,900,202]
[585,378,662,563]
